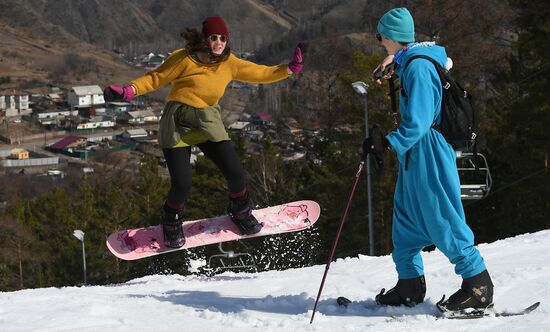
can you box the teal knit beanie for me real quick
[377,7,415,43]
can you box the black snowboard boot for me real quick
[228,192,263,235]
[162,202,186,248]
[437,270,494,312]
[375,275,426,307]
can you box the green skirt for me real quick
[158,101,230,148]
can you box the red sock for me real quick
[229,188,247,199]
[166,200,185,210]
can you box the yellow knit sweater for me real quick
[130,49,289,109]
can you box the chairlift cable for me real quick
[464,167,547,207]
[492,63,550,109]
[516,63,550,86]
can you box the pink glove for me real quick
[288,44,303,75]
[103,85,135,102]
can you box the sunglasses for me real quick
[208,34,227,43]
[376,33,382,42]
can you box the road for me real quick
[0,124,159,155]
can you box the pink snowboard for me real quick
[106,200,321,260]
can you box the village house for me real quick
[36,110,78,126]
[0,90,31,117]
[278,118,304,143]
[0,148,60,169]
[47,134,136,160]
[249,112,272,127]
[75,116,116,130]
[121,128,148,140]
[48,135,87,152]
[8,148,29,160]
[117,109,158,124]
[45,86,65,102]
[67,85,105,113]
[106,101,135,115]
[228,121,252,134]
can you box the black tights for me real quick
[162,140,246,206]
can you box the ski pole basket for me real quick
[456,152,492,200]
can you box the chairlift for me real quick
[205,242,257,275]
[456,152,492,200]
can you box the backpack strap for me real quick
[388,76,399,130]
[400,55,450,100]
[403,55,449,87]
[399,55,449,168]
[401,55,449,128]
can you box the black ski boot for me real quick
[162,203,186,248]
[375,275,426,307]
[437,270,494,312]
[228,192,263,235]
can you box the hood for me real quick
[394,42,448,77]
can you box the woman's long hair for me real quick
[181,28,230,63]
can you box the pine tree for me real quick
[467,0,550,241]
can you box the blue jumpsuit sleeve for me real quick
[386,61,441,160]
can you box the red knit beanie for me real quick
[202,16,229,37]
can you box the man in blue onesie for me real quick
[366,7,494,312]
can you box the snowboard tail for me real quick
[106,200,320,260]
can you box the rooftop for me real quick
[70,85,103,96]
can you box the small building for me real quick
[75,122,104,130]
[82,167,94,174]
[9,148,29,160]
[121,128,148,139]
[228,121,252,133]
[279,119,304,143]
[48,135,87,151]
[0,90,31,117]
[0,149,60,168]
[67,85,105,109]
[106,101,134,115]
[36,110,78,125]
[47,93,63,102]
[118,110,158,124]
[249,112,272,126]
[75,116,116,130]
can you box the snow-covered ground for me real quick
[1,231,549,332]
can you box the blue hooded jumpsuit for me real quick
[386,43,486,279]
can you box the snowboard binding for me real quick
[228,192,263,235]
[162,203,186,248]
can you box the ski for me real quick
[440,301,540,320]
[336,297,540,319]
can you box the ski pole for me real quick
[310,161,365,324]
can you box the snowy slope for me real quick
[1,231,549,332]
